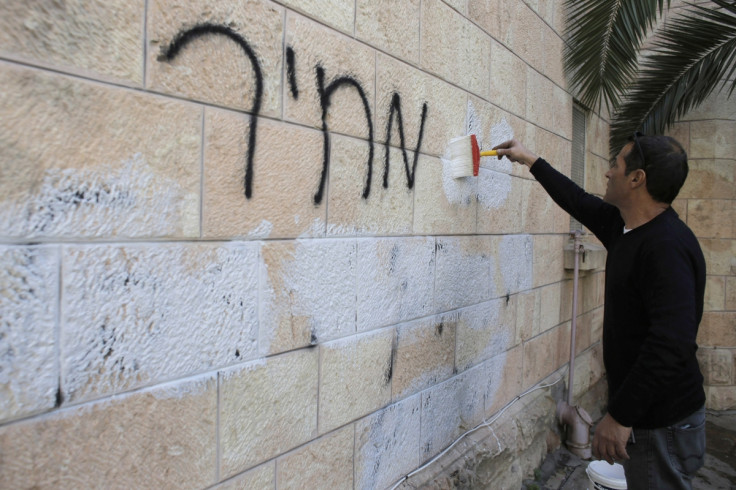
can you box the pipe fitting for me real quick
[557,400,593,459]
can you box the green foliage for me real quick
[564,0,736,153]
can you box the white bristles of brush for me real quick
[448,136,475,178]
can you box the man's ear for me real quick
[629,169,646,188]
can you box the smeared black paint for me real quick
[55,385,63,408]
[309,329,318,346]
[161,24,263,199]
[384,334,397,385]
[235,349,240,357]
[314,65,374,204]
[286,46,299,99]
[383,93,428,189]
[436,322,444,336]
[505,292,510,305]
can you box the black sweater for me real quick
[530,158,706,429]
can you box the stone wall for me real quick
[0,1,611,488]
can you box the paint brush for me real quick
[448,134,498,178]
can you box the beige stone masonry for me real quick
[356,0,421,64]
[680,159,735,200]
[434,236,494,311]
[326,135,414,236]
[706,276,726,312]
[203,111,326,239]
[0,375,217,489]
[688,199,734,239]
[0,1,144,84]
[277,426,354,489]
[698,312,736,347]
[691,120,736,160]
[455,299,516,372]
[726,276,736,310]
[147,0,283,117]
[392,315,456,400]
[421,0,491,98]
[213,463,275,490]
[219,349,319,479]
[532,234,565,288]
[412,154,479,234]
[284,13,375,137]
[490,40,527,118]
[355,395,422,489]
[319,329,395,434]
[376,53,467,157]
[61,242,260,403]
[356,237,436,333]
[278,0,355,34]
[484,345,524,416]
[526,67,572,140]
[523,322,571,389]
[522,177,568,234]
[0,64,201,239]
[0,246,58,423]
[260,239,357,354]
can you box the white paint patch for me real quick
[486,117,515,173]
[455,300,512,372]
[476,169,512,209]
[356,237,435,331]
[355,395,421,490]
[0,154,197,238]
[498,234,533,295]
[434,237,494,311]
[62,242,260,403]
[247,220,273,239]
[0,246,58,422]
[260,239,356,353]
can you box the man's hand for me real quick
[592,413,632,464]
[492,139,538,168]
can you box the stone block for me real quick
[666,122,691,155]
[697,312,736,347]
[585,153,608,197]
[516,290,540,344]
[279,0,355,34]
[61,242,259,403]
[705,276,726,312]
[699,238,736,275]
[0,246,58,423]
[699,348,733,385]
[523,323,570,389]
[0,1,144,84]
[260,239,356,354]
[420,366,486,460]
[356,237,436,332]
[319,329,394,433]
[147,0,283,117]
[705,385,736,411]
[355,395,422,489]
[392,316,455,400]
[532,234,565,288]
[213,463,274,490]
[526,68,572,140]
[688,199,734,239]
[490,41,527,117]
[421,0,491,98]
[586,113,610,160]
[477,174,524,234]
[726,277,736,310]
[680,159,735,200]
[508,2,547,77]
[0,375,217,489]
[539,282,562,334]
[492,234,534,297]
[456,299,516,373]
[277,426,354,489]
[689,120,736,160]
[434,236,494,311]
[0,65,201,239]
[284,13,375,137]
[326,135,414,236]
[220,349,319,478]
[535,128,572,176]
[412,155,478,234]
[522,178,567,234]
[484,346,524,416]
[203,112,326,239]
[376,53,466,157]
[468,0,508,40]
[356,0,420,63]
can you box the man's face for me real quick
[604,143,634,207]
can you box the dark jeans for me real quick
[623,406,706,490]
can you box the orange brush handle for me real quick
[480,150,498,157]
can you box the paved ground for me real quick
[522,410,736,490]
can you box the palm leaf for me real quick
[610,0,736,151]
[564,0,670,111]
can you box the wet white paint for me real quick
[498,234,533,295]
[0,154,197,238]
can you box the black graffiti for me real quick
[286,46,299,99]
[384,93,428,189]
[315,65,374,204]
[161,24,263,199]
[161,23,429,204]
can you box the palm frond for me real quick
[564,0,670,111]
[610,0,736,151]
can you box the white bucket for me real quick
[586,461,627,490]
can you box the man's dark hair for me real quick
[624,134,688,204]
